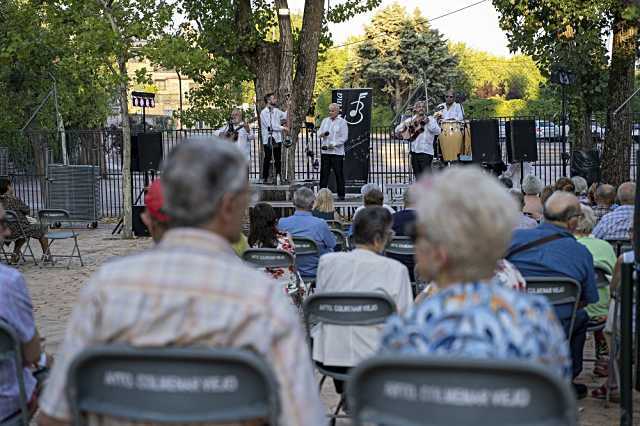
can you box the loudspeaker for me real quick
[470,119,501,164]
[131,132,163,172]
[506,120,537,163]
[635,150,640,263]
[571,149,600,186]
[132,205,150,237]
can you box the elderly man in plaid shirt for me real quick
[592,184,616,223]
[592,182,635,241]
[38,139,326,426]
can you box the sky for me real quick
[288,0,513,57]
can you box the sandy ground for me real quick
[15,223,639,425]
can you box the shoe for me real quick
[572,383,588,400]
[591,384,620,402]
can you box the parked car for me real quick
[535,120,561,141]
[632,123,640,143]
[591,121,606,141]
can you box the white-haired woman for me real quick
[379,167,571,379]
[522,174,543,221]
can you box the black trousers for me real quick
[319,154,345,198]
[559,308,589,379]
[262,143,282,181]
[410,152,433,179]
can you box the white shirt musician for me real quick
[259,93,288,182]
[319,103,349,198]
[216,108,254,161]
[437,90,465,122]
[394,101,441,178]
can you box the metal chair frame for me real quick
[0,320,31,426]
[384,236,416,295]
[525,276,581,342]
[330,228,348,252]
[302,292,397,425]
[347,356,577,426]
[66,345,280,426]
[0,210,38,266]
[291,236,320,289]
[38,209,84,268]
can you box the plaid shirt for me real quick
[592,205,613,223]
[39,228,326,426]
[592,205,634,241]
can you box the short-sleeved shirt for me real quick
[507,222,598,321]
[278,211,336,277]
[380,281,571,379]
[592,205,634,241]
[0,265,36,419]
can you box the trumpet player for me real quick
[394,101,441,178]
[318,103,348,199]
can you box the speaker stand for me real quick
[112,170,156,235]
[519,160,524,189]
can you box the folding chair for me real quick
[1,210,38,266]
[66,345,280,426]
[330,229,348,252]
[347,356,577,426]
[525,277,581,342]
[38,209,84,268]
[384,236,416,293]
[0,320,31,426]
[292,236,320,288]
[242,248,304,300]
[325,220,342,231]
[302,292,397,425]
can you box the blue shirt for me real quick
[507,222,598,321]
[0,265,36,419]
[278,211,336,277]
[592,204,633,241]
[380,281,571,379]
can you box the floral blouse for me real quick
[254,232,302,296]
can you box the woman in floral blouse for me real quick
[248,202,304,306]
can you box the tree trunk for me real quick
[602,13,638,186]
[119,57,133,238]
[286,0,324,184]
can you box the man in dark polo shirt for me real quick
[507,191,598,398]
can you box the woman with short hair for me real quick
[312,206,413,396]
[379,167,571,379]
[522,174,544,221]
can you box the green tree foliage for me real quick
[346,3,461,115]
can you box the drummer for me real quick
[436,89,465,122]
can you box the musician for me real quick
[319,103,348,199]
[394,101,441,178]
[215,108,253,162]
[436,90,465,121]
[260,93,288,183]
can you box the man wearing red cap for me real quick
[141,179,169,243]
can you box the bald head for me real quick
[617,182,636,205]
[595,184,616,206]
[543,191,581,227]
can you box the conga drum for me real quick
[463,120,472,156]
[439,120,464,161]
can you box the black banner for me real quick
[332,88,372,192]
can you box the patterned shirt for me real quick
[39,228,326,426]
[380,281,571,379]
[0,265,36,419]
[592,205,613,223]
[592,204,633,241]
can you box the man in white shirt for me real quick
[318,103,349,199]
[312,206,413,395]
[394,101,441,178]
[215,108,254,162]
[259,93,288,183]
[436,89,465,121]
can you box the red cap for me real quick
[144,179,170,223]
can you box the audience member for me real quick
[391,187,417,236]
[0,205,48,422]
[573,204,616,371]
[555,176,575,193]
[312,188,343,222]
[0,178,49,264]
[312,207,413,395]
[593,184,617,222]
[140,179,170,243]
[592,182,635,241]
[510,189,537,229]
[278,187,336,279]
[540,184,555,206]
[248,202,303,305]
[380,167,570,379]
[37,139,325,426]
[522,174,544,221]
[499,176,513,189]
[354,183,395,217]
[507,191,598,397]
[587,182,598,206]
[572,176,589,204]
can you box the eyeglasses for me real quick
[446,95,454,99]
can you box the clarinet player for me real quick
[318,103,348,200]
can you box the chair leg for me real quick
[74,237,84,267]
[23,238,38,265]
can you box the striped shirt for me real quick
[39,228,326,426]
